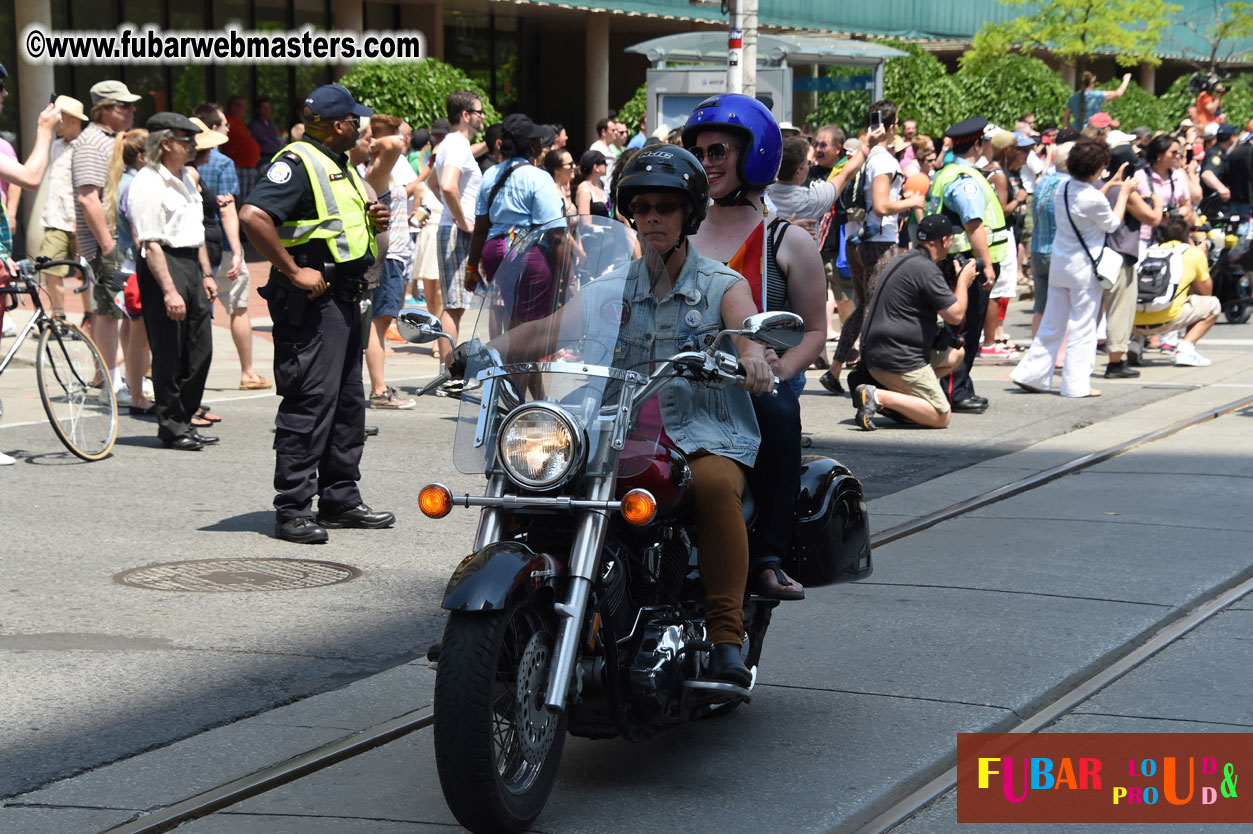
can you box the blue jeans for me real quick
[746,374,802,571]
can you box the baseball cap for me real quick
[1105,129,1137,147]
[89,80,141,106]
[1012,131,1037,148]
[916,214,955,242]
[430,118,451,136]
[982,122,1002,140]
[302,84,372,123]
[843,137,862,154]
[145,112,201,134]
[1087,112,1119,129]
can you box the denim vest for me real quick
[598,247,761,467]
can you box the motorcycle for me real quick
[399,217,872,834]
[1199,209,1253,324]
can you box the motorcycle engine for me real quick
[628,616,704,717]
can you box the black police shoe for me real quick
[275,516,329,544]
[316,502,396,529]
[1104,360,1141,378]
[161,435,203,451]
[189,430,220,445]
[708,643,752,688]
[951,395,990,414]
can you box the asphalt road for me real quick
[1,294,1251,808]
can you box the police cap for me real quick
[145,112,202,134]
[945,116,989,147]
[302,84,373,123]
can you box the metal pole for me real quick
[727,0,743,95]
[742,0,758,98]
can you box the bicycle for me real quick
[0,256,117,461]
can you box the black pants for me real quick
[746,378,802,571]
[937,260,997,404]
[138,248,213,442]
[268,285,366,521]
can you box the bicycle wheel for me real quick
[36,320,117,461]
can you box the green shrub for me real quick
[339,59,500,136]
[618,84,647,134]
[1099,79,1177,131]
[954,53,1070,129]
[884,40,963,138]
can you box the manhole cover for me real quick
[114,558,361,592]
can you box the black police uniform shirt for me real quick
[861,249,957,375]
[1225,142,1253,205]
[242,137,375,276]
[1201,145,1228,199]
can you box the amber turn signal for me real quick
[419,484,453,518]
[620,488,657,526]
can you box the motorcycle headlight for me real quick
[497,403,585,490]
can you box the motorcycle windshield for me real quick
[453,216,669,479]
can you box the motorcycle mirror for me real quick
[739,311,805,351]
[397,310,444,345]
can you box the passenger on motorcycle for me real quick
[457,147,773,686]
[682,94,829,601]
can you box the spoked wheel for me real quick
[1225,277,1253,323]
[35,320,117,461]
[433,599,567,834]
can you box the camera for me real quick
[1188,71,1229,96]
[952,252,985,271]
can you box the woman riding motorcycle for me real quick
[682,94,828,601]
[467,147,773,686]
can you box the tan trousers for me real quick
[1103,260,1137,355]
[685,454,749,646]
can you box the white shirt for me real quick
[129,163,205,253]
[862,146,903,243]
[1051,179,1121,290]
[434,132,482,228]
[41,142,78,232]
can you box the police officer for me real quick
[925,116,1011,413]
[239,84,394,544]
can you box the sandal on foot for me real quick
[195,407,222,423]
[752,565,805,600]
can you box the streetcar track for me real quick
[97,394,1253,834]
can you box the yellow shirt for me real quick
[1134,241,1209,327]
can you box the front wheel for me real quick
[1225,301,1252,324]
[433,599,567,834]
[36,321,117,461]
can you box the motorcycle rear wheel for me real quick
[433,599,567,834]
[1225,301,1252,324]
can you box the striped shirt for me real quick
[1031,172,1068,256]
[72,123,117,258]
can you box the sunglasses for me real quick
[812,141,829,149]
[170,134,195,146]
[467,108,484,116]
[689,142,731,165]
[628,198,683,218]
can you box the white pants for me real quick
[1011,281,1102,397]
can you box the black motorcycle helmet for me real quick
[614,145,710,238]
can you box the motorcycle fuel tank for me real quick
[615,433,692,516]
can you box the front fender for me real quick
[442,541,566,612]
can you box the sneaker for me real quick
[1159,331,1179,353]
[114,386,133,407]
[1174,344,1212,367]
[979,343,1020,359]
[0,451,15,466]
[435,380,465,400]
[143,378,155,400]
[853,384,879,431]
[1,317,14,337]
[369,386,417,409]
[1104,360,1140,379]
[1128,335,1144,366]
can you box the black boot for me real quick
[708,643,752,688]
[1104,359,1141,378]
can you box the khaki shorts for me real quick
[1135,295,1222,335]
[869,352,952,415]
[90,246,126,320]
[823,255,854,303]
[36,228,77,278]
[214,257,250,314]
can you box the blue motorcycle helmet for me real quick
[681,93,783,205]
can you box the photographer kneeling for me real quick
[852,214,977,430]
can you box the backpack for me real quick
[1135,243,1188,313]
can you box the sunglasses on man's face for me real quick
[689,142,731,165]
[628,198,683,218]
